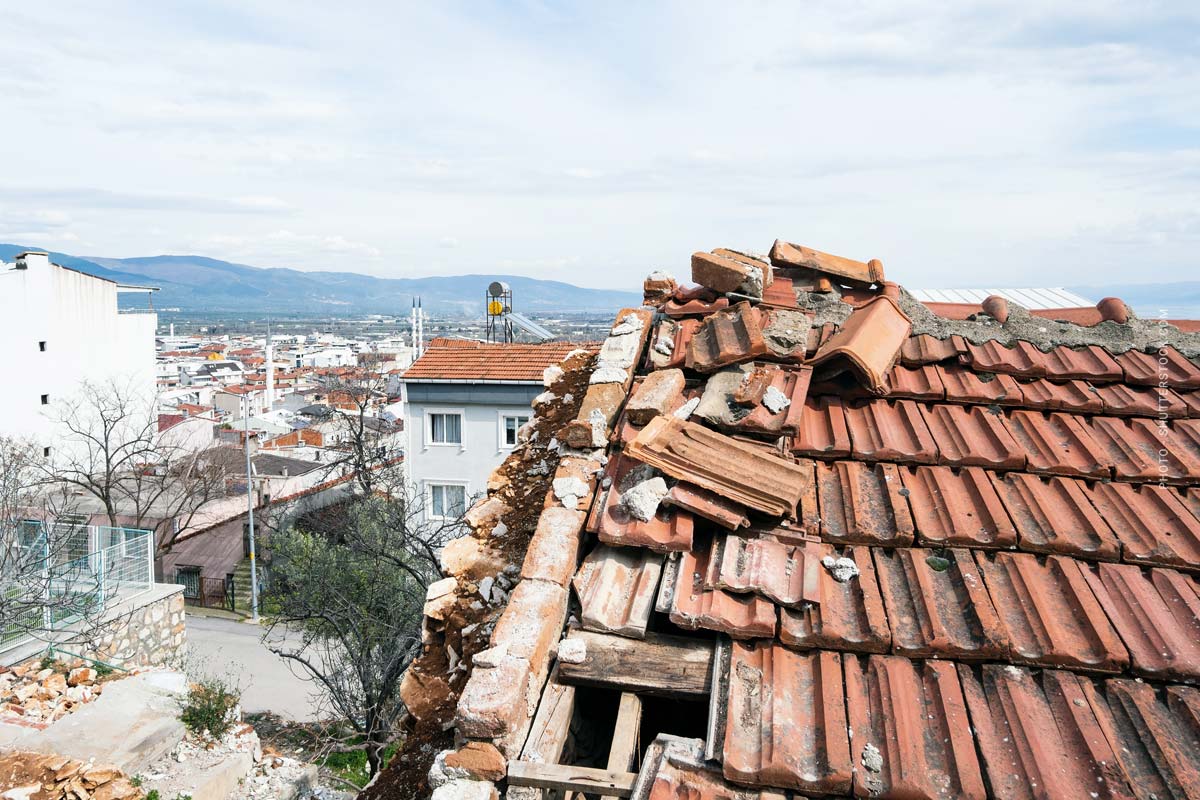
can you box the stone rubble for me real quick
[0,658,105,728]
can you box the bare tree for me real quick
[43,378,227,554]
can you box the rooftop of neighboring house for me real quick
[401,337,592,383]
[201,445,323,478]
[415,239,1200,799]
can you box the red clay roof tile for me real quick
[1089,416,1200,484]
[991,471,1120,560]
[1081,563,1200,682]
[937,366,1024,406]
[627,416,812,518]
[843,399,939,464]
[843,653,986,799]
[667,544,777,639]
[649,318,699,370]
[974,551,1129,672]
[1017,378,1105,413]
[884,364,945,400]
[919,403,1025,469]
[791,395,852,459]
[662,483,749,531]
[809,295,911,394]
[1005,409,1112,478]
[873,546,1007,659]
[815,460,915,547]
[696,364,810,436]
[722,642,852,794]
[1179,389,1200,417]
[711,535,820,607]
[900,334,961,366]
[1087,678,1200,798]
[1093,382,1188,418]
[960,338,1048,378]
[778,544,891,654]
[686,301,768,372]
[587,455,696,553]
[901,465,1018,549]
[662,295,730,319]
[769,240,883,285]
[1042,345,1125,382]
[572,544,663,639]
[402,339,582,382]
[1086,481,1200,571]
[958,665,1135,800]
[1116,346,1200,390]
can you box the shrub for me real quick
[179,676,240,739]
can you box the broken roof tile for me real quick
[884,364,945,400]
[692,250,768,296]
[626,368,687,425]
[588,455,696,553]
[1041,344,1125,382]
[633,735,778,800]
[663,295,731,319]
[768,239,883,285]
[873,546,1007,659]
[686,301,768,372]
[572,544,664,639]
[791,395,851,459]
[974,551,1129,672]
[1117,346,1200,390]
[959,665,1135,800]
[900,334,961,366]
[960,338,1048,378]
[649,318,699,370]
[760,308,811,362]
[843,653,986,799]
[1093,382,1188,418]
[1086,481,1200,571]
[667,545,777,639]
[1081,562,1200,683]
[1017,377,1105,413]
[809,295,912,394]
[627,416,811,517]
[1004,409,1112,478]
[722,641,852,794]
[991,471,1120,560]
[662,483,750,530]
[1087,678,1200,799]
[901,465,1018,549]
[937,365,1024,406]
[843,398,939,464]
[711,534,819,607]
[1088,415,1200,484]
[919,402,1025,469]
[779,544,891,654]
[695,364,810,437]
[815,460,915,547]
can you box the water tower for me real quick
[485,281,513,342]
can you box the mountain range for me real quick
[4,244,1198,320]
[0,245,642,316]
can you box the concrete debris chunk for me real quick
[627,368,686,425]
[557,638,587,664]
[673,397,700,420]
[762,385,791,414]
[618,475,669,522]
[542,363,564,387]
[821,555,860,583]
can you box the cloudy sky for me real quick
[1,2,1197,289]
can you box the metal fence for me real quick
[1,524,155,652]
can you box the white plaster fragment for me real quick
[542,364,564,387]
[821,555,860,583]
[472,642,509,668]
[619,476,669,522]
[558,638,587,664]
[610,313,646,337]
[762,385,792,414]
[862,742,883,773]
[674,396,701,419]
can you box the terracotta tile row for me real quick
[586,454,696,552]
[1116,346,1200,390]
[719,643,1200,798]
[572,544,663,639]
[808,295,911,394]
[663,541,777,640]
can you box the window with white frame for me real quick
[500,413,530,448]
[428,483,467,519]
[425,410,464,446]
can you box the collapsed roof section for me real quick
[415,239,1200,800]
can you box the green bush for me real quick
[179,677,240,739]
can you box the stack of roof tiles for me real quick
[450,240,1200,800]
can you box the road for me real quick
[185,614,325,722]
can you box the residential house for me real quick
[399,338,583,520]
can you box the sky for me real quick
[0,1,1197,290]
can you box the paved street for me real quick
[185,614,325,722]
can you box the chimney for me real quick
[14,251,49,271]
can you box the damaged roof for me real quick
[439,240,1200,800]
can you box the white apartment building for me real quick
[399,338,581,520]
[0,251,157,459]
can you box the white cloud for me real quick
[0,2,1196,289]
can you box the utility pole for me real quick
[243,393,261,622]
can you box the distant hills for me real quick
[0,245,642,316]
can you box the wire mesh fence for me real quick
[1,524,154,652]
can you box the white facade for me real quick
[0,252,157,457]
[402,383,536,520]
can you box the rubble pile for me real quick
[0,751,139,800]
[0,661,104,729]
